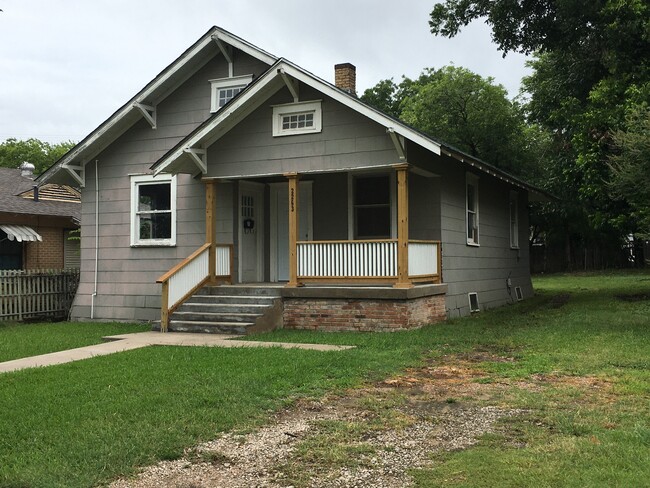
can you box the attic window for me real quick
[272,100,322,136]
[210,75,253,113]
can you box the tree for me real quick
[361,66,537,178]
[429,0,650,269]
[609,105,650,237]
[0,138,75,175]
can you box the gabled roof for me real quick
[150,58,551,201]
[0,168,80,223]
[37,26,278,187]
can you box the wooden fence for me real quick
[0,269,80,321]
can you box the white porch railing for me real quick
[216,244,232,277]
[408,240,440,278]
[298,240,397,279]
[157,243,232,331]
[297,239,441,283]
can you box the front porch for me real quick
[156,164,445,332]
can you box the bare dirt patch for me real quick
[108,352,610,488]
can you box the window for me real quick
[130,174,176,246]
[509,191,519,249]
[210,75,253,113]
[272,100,322,136]
[353,174,391,239]
[466,174,479,245]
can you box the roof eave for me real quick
[37,26,279,186]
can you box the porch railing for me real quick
[297,239,441,284]
[156,243,232,331]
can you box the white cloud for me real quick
[0,0,530,143]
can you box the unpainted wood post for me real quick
[206,180,217,283]
[394,164,413,289]
[285,172,301,287]
[161,280,169,333]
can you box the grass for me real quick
[0,270,648,487]
[0,321,149,362]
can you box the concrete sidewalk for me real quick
[0,332,355,374]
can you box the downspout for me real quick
[91,160,99,319]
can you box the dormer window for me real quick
[210,75,253,113]
[272,100,322,136]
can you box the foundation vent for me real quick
[468,292,480,313]
[515,286,523,301]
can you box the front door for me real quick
[270,182,312,281]
[239,182,264,282]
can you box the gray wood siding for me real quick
[409,144,531,317]
[312,173,348,240]
[71,51,264,321]
[206,85,401,177]
[408,173,441,241]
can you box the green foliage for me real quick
[0,138,75,175]
[609,105,650,236]
[430,0,650,267]
[361,66,537,178]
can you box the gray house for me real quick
[39,26,546,332]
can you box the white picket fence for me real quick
[0,269,80,321]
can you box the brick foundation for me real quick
[283,294,446,332]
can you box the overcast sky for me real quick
[0,0,530,145]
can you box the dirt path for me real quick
[110,351,541,488]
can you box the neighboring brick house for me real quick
[0,164,80,270]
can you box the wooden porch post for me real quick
[205,180,217,283]
[285,172,301,287]
[394,164,413,288]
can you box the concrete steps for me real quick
[153,285,283,335]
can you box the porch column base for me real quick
[393,282,415,289]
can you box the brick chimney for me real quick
[335,63,356,96]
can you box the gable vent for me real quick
[468,292,480,313]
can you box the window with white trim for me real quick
[509,191,519,249]
[209,75,253,113]
[130,174,176,246]
[272,100,322,136]
[466,174,479,245]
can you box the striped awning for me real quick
[0,225,42,242]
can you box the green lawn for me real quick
[0,271,648,487]
[0,321,149,362]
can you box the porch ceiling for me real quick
[200,162,418,181]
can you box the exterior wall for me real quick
[283,294,446,332]
[312,173,348,240]
[70,51,266,322]
[406,142,533,317]
[206,85,401,177]
[25,227,64,269]
[408,172,441,241]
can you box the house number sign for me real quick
[290,187,295,212]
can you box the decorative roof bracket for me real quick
[213,36,234,77]
[134,103,157,129]
[183,148,207,174]
[62,163,85,187]
[278,68,299,102]
[387,128,406,161]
